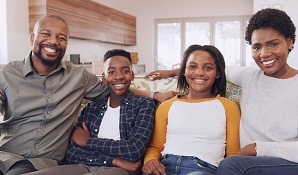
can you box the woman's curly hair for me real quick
[245,8,296,52]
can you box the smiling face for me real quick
[102,56,134,98]
[184,50,220,99]
[30,17,69,67]
[251,28,293,78]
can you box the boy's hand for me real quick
[112,157,142,174]
[71,122,90,147]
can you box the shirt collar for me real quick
[100,90,134,107]
[23,51,66,77]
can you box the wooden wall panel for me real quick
[28,0,136,45]
[125,29,137,46]
[29,0,47,32]
[47,0,111,23]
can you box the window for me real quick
[155,16,251,70]
[156,22,181,70]
[185,21,210,47]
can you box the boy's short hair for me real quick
[103,49,132,63]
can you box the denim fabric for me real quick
[217,155,298,175]
[161,154,217,175]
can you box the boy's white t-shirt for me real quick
[97,97,121,140]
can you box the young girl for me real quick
[142,44,240,175]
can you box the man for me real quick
[25,49,156,175]
[0,15,172,175]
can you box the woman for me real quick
[142,45,240,175]
[217,8,298,175]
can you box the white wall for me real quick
[94,0,253,71]
[0,0,7,64]
[5,0,31,62]
[3,0,253,72]
[253,0,298,68]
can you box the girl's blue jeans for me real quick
[217,155,298,175]
[161,154,217,175]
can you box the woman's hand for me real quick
[237,143,257,156]
[146,69,179,80]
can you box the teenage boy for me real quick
[24,49,156,175]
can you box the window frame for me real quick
[154,15,252,70]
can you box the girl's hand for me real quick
[142,159,166,175]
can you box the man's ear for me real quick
[131,71,135,81]
[30,33,35,46]
[102,72,107,83]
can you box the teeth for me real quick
[44,47,56,53]
[114,84,124,87]
[263,59,276,65]
[194,79,205,83]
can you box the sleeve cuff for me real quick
[256,141,275,156]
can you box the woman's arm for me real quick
[133,89,176,103]
[146,69,180,80]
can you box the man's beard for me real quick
[34,44,63,67]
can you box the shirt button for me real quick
[103,161,106,164]
[95,129,98,132]
[89,159,93,162]
[101,113,103,116]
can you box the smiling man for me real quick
[24,49,156,175]
[0,15,108,175]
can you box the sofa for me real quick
[130,75,241,105]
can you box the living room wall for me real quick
[94,0,253,71]
[1,0,254,72]
[4,0,298,71]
